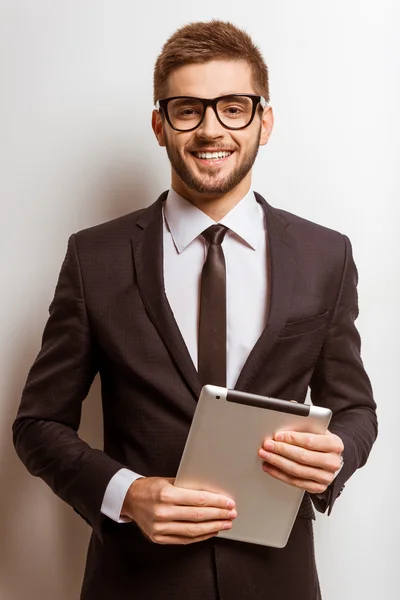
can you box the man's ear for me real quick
[259,105,274,146]
[152,109,166,147]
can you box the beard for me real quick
[164,128,262,196]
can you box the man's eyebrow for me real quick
[175,92,249,99]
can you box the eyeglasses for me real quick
[155,94,267,132]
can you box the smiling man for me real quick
[13,20,377,600]
[154,59,270,220]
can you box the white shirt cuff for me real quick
[100,468,144,523]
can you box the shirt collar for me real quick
[164,187,264,253]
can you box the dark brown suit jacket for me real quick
[13,192,377,600]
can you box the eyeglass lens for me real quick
[167,96,254,130]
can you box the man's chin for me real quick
[183,176,237,196]
[184,165,237,191]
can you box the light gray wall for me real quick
[1,1,398,598]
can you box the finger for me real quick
[151,519,233,542]
[168,485,235,510]
[260,452,334,486]
[272,431,344,454]
[261,450,335,485]
[259,442,340,472]
[262,463,330,495]
[154,505,237,523]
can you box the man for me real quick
[13,20,377,600]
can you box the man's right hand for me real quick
[121,477,237,545]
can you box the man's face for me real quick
[152,60,273,201]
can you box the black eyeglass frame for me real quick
[155,94,267,132]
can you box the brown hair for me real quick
[153,20,269,104]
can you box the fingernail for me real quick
[223,521,232,530]
[228,510,237,519]
[275,433,284,441]
[226,499,235,509]
[264,440,274,451]
[259,450,270,460]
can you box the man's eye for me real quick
[178,108,200,118]
[224,106,243,115]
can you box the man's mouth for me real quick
[191,150,234,162]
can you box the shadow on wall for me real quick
[0,171,156,600]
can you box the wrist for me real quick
[121,476,145,520]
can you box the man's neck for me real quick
[171,176,252,221]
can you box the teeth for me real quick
[194,151,232,160]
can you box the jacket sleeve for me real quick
[12,234,126,539]
[309,235,378,515]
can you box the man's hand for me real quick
[258,431,344,494]
[121,477,237,545]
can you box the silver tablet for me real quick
[175,385,332,548]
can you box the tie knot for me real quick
[201,224,228,246]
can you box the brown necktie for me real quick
[198,224,228,387]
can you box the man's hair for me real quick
[153,20,269,105]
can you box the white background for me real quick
[1,1,399,598]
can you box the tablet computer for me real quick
[175,385,332,548]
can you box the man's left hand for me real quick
[258,431,344,495]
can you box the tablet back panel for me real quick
[175,385,332,548]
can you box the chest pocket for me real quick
[279,310,329,338]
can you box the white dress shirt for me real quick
[100,187,268,522]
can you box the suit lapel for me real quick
[131,191,295,397]
[234,193,296,391]
[131,192,202,400]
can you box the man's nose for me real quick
[196,106,224,138]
